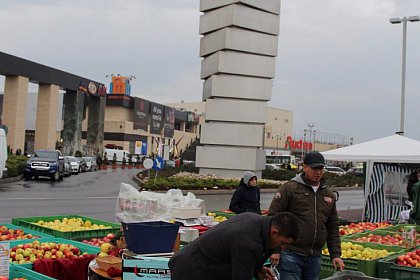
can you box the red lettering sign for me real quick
[285,136,312,150]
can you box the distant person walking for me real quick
[229,171,261,214]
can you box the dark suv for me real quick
[24,150,65,181]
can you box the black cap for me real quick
[304,152,325,168]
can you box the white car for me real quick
[66,156,80,174]
[83,157,97,171]
[324,166,346,176]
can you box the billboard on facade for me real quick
[133,98,150,131]
[163,106,175,138]
[149,102,164,135]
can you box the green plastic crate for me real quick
[321,270,389,279]
[11,215,121,239]
[9,265,57,279]
[384,224,420,234]
[0,223,53,243]
[345,230,409,251]
[321,242,403,278]
[377,249,420,280]
[8,237,100,269]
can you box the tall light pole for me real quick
[307,123,315,151]
[390,15,420,135]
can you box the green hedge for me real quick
[140,165,364,190]
[6,155,27,177]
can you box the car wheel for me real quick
[52,171,60,181]
[24,174,32,180]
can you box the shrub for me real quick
[6,155,27,177]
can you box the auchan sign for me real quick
[284,136,312,150]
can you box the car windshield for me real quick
[83,157,92,161]
[67,157,76,162]
[33,151,56,159]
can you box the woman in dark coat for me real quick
[229,171,261,214]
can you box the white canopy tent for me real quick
[322,134,420,221]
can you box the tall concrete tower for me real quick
[197,0,281,178]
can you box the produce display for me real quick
[339,221,391,236]
[206,212,227,222]
[352,233,406,246]
[32,217,112,232]
[9,240,89,264]
[0,278,26,280]
[0,226,40,241]
[81,233,121,257]
[396,249,420,268]
[322,241,391,260]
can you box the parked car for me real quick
[165,160,176,168]
[346,167,364,176]
[324,166,346,176]
[24,150,65,181]
[76,157,87,172]
[66,156,80,174]
[63,157,72,177]
[83,157,97,171]
[265,164,281,170]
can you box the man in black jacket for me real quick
[169,212,299,280]
[229,171,261,214]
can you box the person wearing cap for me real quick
[229,171,261,215]
[267,151,344,280]
[169,212,299,280]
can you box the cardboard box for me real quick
[123,257,170,279]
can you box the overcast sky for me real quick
[1,0,420,144]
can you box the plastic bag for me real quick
[115,183,205,223]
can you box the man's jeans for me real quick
[279,249,321,280]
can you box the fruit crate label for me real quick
[0,243,10,277]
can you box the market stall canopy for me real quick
[321,134,420,163]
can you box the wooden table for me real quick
[88,259,121,280]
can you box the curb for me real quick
[0,174,24,184]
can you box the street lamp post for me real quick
[302,130,307,158]
[307,123,315,152]
[390,15,420,135]
[313,130,317,151]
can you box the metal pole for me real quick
[400,18,407,135]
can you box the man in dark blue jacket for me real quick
[229,171,261,214]
[169,212,299,280]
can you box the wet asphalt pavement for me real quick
[0,169,364,224]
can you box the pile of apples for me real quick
[0,277,27,280]
[396,250,420,267]
[82,233,121,257]
[33,217,112,232]
[9,240,90,264]
[0,225,40,241]
[322,241,390,260]
[353,233,405,246]
[339,222,391,236]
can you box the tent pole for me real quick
[361,160,373,222]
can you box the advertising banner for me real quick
[135,141,142,155]
[149,103,164,135]
[163,106,175,138]
[0,243,10,277]
[133,98,150,131]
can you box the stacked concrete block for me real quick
[197,0,281,178]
